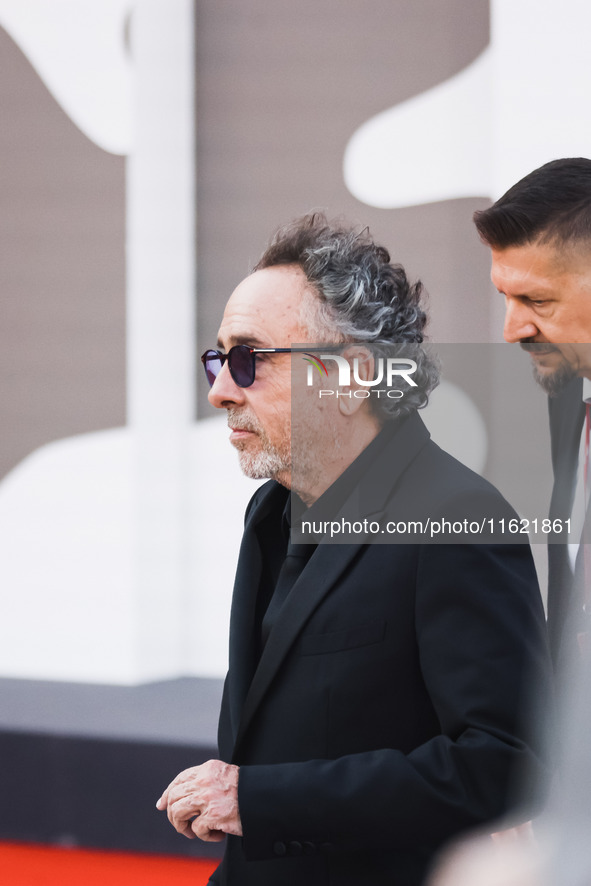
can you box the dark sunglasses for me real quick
[201,345,339,388]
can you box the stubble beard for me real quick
[532,361,576,396]
[521,342,577,397]
[227,408,322,497]
[227,408,291,482]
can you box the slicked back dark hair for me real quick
[253,211,439,421]
[474,158,591,250]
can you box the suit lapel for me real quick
[226,482,288,742]
[231,541,365,759]
[549,378,585,521]
[539,380,583,663]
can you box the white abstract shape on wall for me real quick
[421,381,488,474]
[0,419,260,684]
[344,0,591,208]
[0,0,133,154]
[344,49,492,208]
[490,0,591,197]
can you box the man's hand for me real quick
[156,759,242,842]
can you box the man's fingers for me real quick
[167,795,203,833]
[168,808,197,840]
[156,765,202,810]
[191,818,226,842]
[156,760,241,841]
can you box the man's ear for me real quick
[338,347,375,417]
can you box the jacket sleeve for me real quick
[237,542,553,861]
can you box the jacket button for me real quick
[288,841,303,856]
[303,841,317,855]
[273,841,287,857]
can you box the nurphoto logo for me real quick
[304,354,417,400]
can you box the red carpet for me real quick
[0,842,218,884]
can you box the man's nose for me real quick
[503,298,539,343]
[207,361,246,409]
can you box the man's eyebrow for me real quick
[494,285,551,299]
[216,334,268,350]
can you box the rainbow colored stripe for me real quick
[302,354,329,377]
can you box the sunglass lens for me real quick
[230,345,255,387]
[202,350,223,387]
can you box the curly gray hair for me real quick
[254,212,439,420]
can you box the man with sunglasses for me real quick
[157,214,551,886]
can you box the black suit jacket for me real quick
[547,377,586,667]
[210,412,551,886]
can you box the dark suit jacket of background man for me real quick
[548,377,586,668]
[209,410,552,886]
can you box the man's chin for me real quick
[236,448,290,482]
[531,362,576,396]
